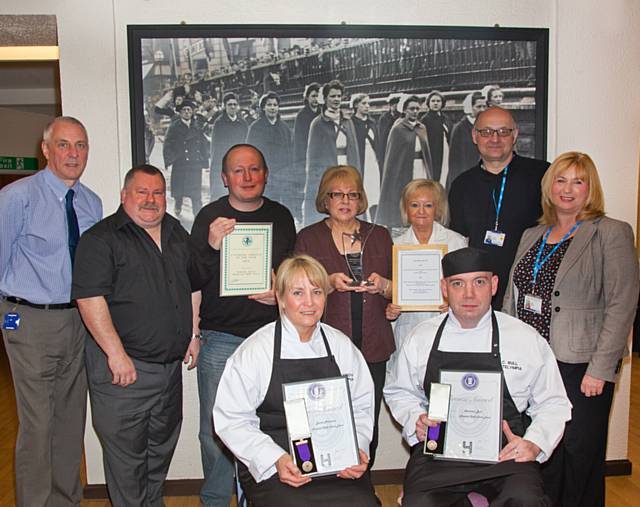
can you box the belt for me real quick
[5,296,75,310]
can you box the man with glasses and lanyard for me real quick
[448,107,549,309]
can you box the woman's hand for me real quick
[386,303,402,321]
[581,374,605,397]
[275,453,312,488]
[337,449,369,480]
[365,272,391,298]
[329,272,355,292]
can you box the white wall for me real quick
[4,0,639,484]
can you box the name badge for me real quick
[2,312,20,330]
[484,230,506,247]
[524,294,543,314]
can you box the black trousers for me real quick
[541,361,615,507]
[403,470,550,507]
[367,360,386,468]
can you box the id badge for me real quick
[524,294,543,314]
[484,230,506,247]
[2,312,20,330]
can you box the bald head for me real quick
[474,107,516,130]
[472,107,519,172]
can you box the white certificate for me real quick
[437,370,503,464]
[392,244,448,311]
[220,223,272,296]
[282,376,360,477]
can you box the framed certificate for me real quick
[392,244,448,311]
[220,223,272,297]
[435,370,503,464]
[282,376,360,477]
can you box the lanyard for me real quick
[532,222,581,286]
[491,165,509,231]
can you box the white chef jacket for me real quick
[392,222,468,353]
[384,309,571,462]
[213,316,375,483]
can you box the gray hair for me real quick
[42,116,88,144]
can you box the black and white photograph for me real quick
[128,24,549,231]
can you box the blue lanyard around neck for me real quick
[491,165,509,231]
[532,222,581,285]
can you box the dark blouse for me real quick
[294,219,395,363]
[513,236,573,340]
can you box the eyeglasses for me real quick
[327,191,361,201]
[474,128,514,138]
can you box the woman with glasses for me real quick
[295,165,394,466]
[385,179,467,355]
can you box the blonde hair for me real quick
[315,165,368,215]
[275,255,330,314]
[540,151,605,225]
[400,179,449,226]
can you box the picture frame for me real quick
[392,243,448,311]
[127,24,549,231]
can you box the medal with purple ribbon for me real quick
[426,423,441,451]
[296,439,314,472]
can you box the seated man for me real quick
[384,247,571,506]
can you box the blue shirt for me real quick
[0,167,102,303]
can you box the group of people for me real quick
[0,104,637,507]
[154,76,506,230]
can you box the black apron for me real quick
[238,320,378,507]
[403,312,538,495]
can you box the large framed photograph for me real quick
[128,24,548,231]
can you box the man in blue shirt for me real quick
[0,116,102,506]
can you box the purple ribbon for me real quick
[296,441,311,461]
[427,423,441,441]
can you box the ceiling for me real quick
[0,15,60,114]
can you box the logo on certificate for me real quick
[461,373,479,390]
[307,383,326,400]
[241,236,253,247]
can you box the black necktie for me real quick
[65,189,80,264]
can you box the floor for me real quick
[1,339,639,506]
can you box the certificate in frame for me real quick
[434,370,504,464]
[282,375,360,477]
[220,222,272,296]
[392,244,448,311]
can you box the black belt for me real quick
[5,296,75,310]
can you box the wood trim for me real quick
[83,460,632,499]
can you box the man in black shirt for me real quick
[190,144,296,507]
[448,107,549,309]
[72,164,203,506]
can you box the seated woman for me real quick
[213,255,379,507]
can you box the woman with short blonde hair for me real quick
[213,255,378,506]
[386,179,467,353]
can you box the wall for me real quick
[0,107,53,167]
[3,0,639,484]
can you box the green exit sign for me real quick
[0,156,39,171]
